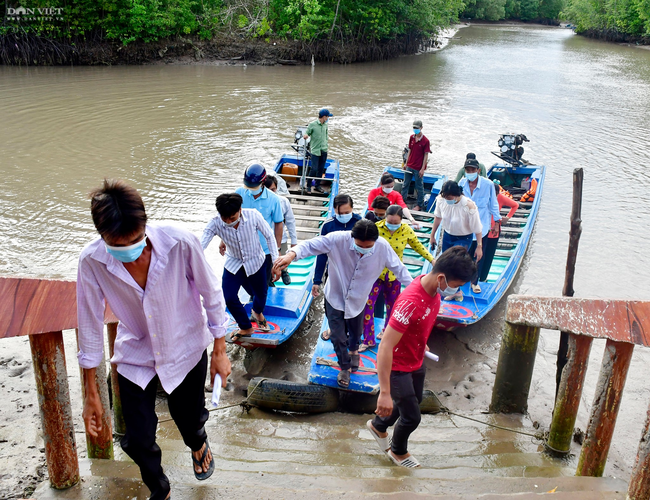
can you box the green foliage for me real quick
[562,0,650,34]
[462,0,564,20]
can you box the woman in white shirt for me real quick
[430,181,482,300]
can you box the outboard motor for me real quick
[293,126,311,157]
[492,133,529,166]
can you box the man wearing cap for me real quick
[402,120,431,211]
[304,108,333,194]
[455,153,487,182]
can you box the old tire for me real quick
[247,378,339,413]
[339,389,443,414]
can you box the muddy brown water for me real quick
[1,24,650,495]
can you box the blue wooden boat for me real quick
[307,168,445,394]
[227,150,340,349]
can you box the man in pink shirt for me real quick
[77,180,231,500]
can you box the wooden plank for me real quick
[409,210,435,218]
[505,295,650,347]
[495,250,513,258]
[292,214,329,222]
[0,277,118,339]
[290,204,329,212]
[285,193,331,202]
[501,227,524,234]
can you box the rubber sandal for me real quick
[471,284,481,294]
[350,354,360,373]
[250,316,271,332]
[388,451,421,468]
[444,291,464,302]
[366,420,390,453]
[321,329,331,341]
[376,330,385,340]
[228,330,252,342]
[192,440,215,480]
[358,343,374,353]
[337,369,350,388]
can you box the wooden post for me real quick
[577,340,634,477]
[628,399,650,500]
[76,329,114,459]
[107,322,126,435]
[29,331,79,489]
[546,333,592,455]
[490,322,540,414]
[556,168,583,399]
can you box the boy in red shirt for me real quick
[366,246,476,467]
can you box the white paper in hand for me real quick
[211,374,222,408]
[425,351,440,362]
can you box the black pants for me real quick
[309,151,328,188]
[325,299,363,371]
[264,253,275,287]
[222,261,268,330]
[479,236,499,282]
[468,233,491,285]
[372,364,426,456]
[118,351,209,500]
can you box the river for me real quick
[1,23,650,495]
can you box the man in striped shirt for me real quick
[77,180,231,500]
[202,193,279,337]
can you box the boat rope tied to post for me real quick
[157,378,266,423]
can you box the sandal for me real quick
[320,329,331,341]
[443,290,464,302]
[228,329,252,342]
[358,343,375,353]
[337,369,350,388]
[350,353,360,373]
[471,283,481,294]
[388,450,421,468]
[376,330,385,340]
[250,315,271,332]
[192,440,215,480]
[366,420,390,453]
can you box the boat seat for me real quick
[500,226,524,234]
[286,193,331,202]
[495,250,513,258]
[409,210,436,219]
[293,214,329,221]
[290,204,329,212]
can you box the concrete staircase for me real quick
[34,400,628,499]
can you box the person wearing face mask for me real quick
[303,108,333,194]
[235,163,284,287]
[360,205,434,351]
[458,159,502,294]
[401,120,431,211]
[367,246,476,468]
[367,173,419,226]
[311,194,361,300]
[273,219,413,388]
[430,181,482,301]
[77,180,231,500]
[454,152,487,182]
[365,195,390,223]
[201,193,278,338]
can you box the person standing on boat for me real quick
[458,161,501,294]
[368,173,420,226]
[429,181,483,301]
[360,205,434,352]
[366,247,476,468]
[478,181,519,283]
[273,219,413,388]
[77,180,231,500]
[311,194,361,298]
[201,193,278,337]
[401,120,431,211]
[303,108,333,194]
[264,174,298,285]
[454,153,487,182]
[365,195,390,223]
[235,163,284,286]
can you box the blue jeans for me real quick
[309,151,328,188]
[401,167,424,208]
[441,231,473,253]
[222,262,268,330]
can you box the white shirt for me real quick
[201,209,279,276]
[433,195,483,236]
[278,195,298,245]
[292,231,413,318]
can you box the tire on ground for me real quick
[247,378,339,413]
[339,389,442,414]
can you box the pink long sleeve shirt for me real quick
[76,224,228,393]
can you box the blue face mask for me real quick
[248,186,263,196]
[413,128,421,135]
[385,222,401,232]
[445,198,458,205]
[466,172,478,182]
[106,236,147,263]
[354,243,374,255]
[336,213,353,224]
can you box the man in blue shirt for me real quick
[234,163,284,286]
[458,159,501,294]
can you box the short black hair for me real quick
[440,180,462,197]
[334,193,353,209]
[216,193,243,218]
[351,219,379,242]
[380,173,394,185]
[431,246,476,283]
[89,179,147,240]
[386,205,403,218]
[371,196,390,210]
[466,152,476,160]
[263,176,277,189]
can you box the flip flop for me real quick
[358,342,375,353]
[376,330,385,340]
[250,316,271,332]
[350,353,360,373]
[388,451,421,468]
[192,440,215,480]
[366,420,390,453]
[228,330,252,342]
[320,329,331,341]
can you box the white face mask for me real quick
[437,275,459,297]
[382,186,394,194]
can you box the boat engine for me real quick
[292,126,311,157]
[492,133,529,166]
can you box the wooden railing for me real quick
[0,276,122,489]
[490,294,650,499]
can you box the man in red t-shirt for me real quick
[365,247,476,468]
[401,120,432,211]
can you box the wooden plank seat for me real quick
[292,214,329,222]
[495,250,513,258]
[285,193,331,202]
